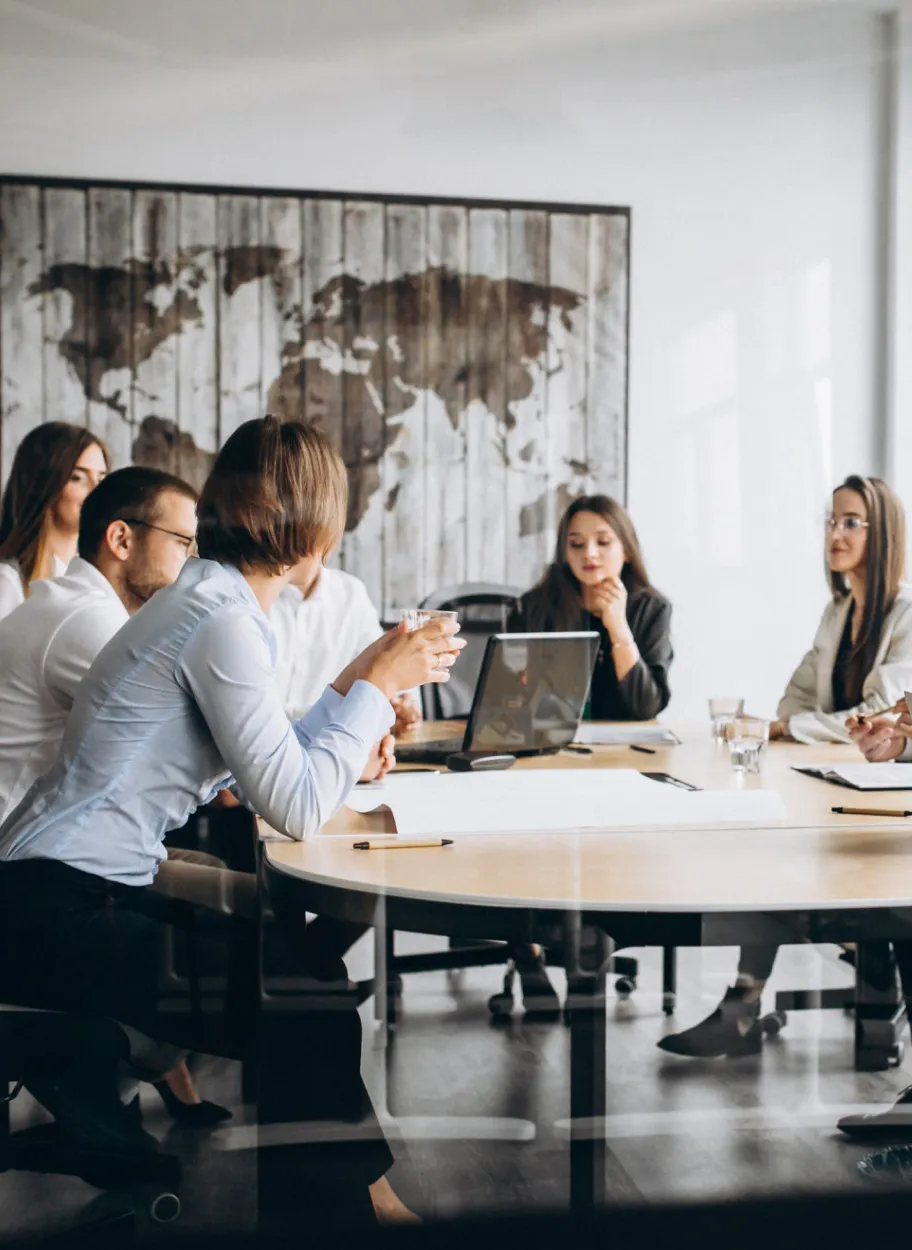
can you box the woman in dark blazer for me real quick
[505,494,674,1017]
[509,494,673,722]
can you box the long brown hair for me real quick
[0,422,109,590]
[829,474,906,706]
[522,494,653,631]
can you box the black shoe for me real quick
[838,1084,912,1142]
[515,949,561,1021]
[657,986,763,1058]
[152,1081,233,1128]
[25,1077,160,1156]
[858,1144,912,1182]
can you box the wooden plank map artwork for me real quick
[0,178,629,617]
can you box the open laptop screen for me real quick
[464,631,599,756]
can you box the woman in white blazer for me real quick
[660,474,910,1058]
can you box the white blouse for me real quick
[0,555,69,624]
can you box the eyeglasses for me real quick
[121,518,198,555]
[825,516,869,535]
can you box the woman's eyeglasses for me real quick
[121,518,198,555]
[825,516,869,535]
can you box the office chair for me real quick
[0,1009,182,1237]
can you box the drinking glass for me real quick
[400,608,459,632]
[726,716,770,774]
[708,697,745,744]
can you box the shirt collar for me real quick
[212,560,265,613]
[67,557,126,606]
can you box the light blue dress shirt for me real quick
[0,560,393,886]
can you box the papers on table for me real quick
[345,769,787,836]
[573,724,680,747]
[792,762,912,791]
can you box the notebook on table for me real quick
[396,631,599,766]
[792,762,912,791]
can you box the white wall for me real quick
[0,0,891,717]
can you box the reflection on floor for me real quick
[1,937,907,1239]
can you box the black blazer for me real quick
[507,585,673,721]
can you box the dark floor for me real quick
[2,938,909,1239]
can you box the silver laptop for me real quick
[396,631,599,765]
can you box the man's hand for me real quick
[391,692,421,738]
[361,734,396,783]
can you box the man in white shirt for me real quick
[269,561,421,779]
[0,465,230,1123]
[0,466,198,822]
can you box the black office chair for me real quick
[0,1009,182,1237]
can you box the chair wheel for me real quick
[662,992,676,1016]
[487,991,515,1020]
[149,1190,181,1223]
[615,976,636,997]
[761,1010,787,1036]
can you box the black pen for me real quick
[630,745,656,755]
[563,744,593,756]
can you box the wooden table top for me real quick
[264,723,912,915]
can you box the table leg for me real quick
[564,915,607,1211]
[854,941,907,1071]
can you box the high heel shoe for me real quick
[153,1080,233,1127]
[657,986,763,1058]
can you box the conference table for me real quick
[262,723,912,1209]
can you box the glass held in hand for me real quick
[725,716,770,775]
[708,696,745,744]
[400,608,459,632]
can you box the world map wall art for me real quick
[0,178,629,616]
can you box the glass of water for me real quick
[400,608,459,632]
[726,716,770,774]
[708,697,745,744]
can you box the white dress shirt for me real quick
[0,555,68,623]
[0,560,393,886]
[270,567,383,719]
[0,557,128,822]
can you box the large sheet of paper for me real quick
[345,769,787,835]
[792,762,912,791]
[573,724,680,746]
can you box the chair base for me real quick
[0,1123,181,1222]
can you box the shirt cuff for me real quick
[343,679,395,742]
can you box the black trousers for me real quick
[0,857,392,1216]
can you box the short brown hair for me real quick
[78,466,199,561]
[196,417,347,571]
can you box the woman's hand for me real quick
[334,619,465,703]
[768,720,790,741]
[847,700,911,761]
[584,576,631,642]
[361,734,396,783]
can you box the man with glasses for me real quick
[0,465,199,823]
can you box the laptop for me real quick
[396,631,600,765]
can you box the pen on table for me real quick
[353,838,454,850]
[563,744,593,756]
[630,745,656,755]
[832,806,912,818]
